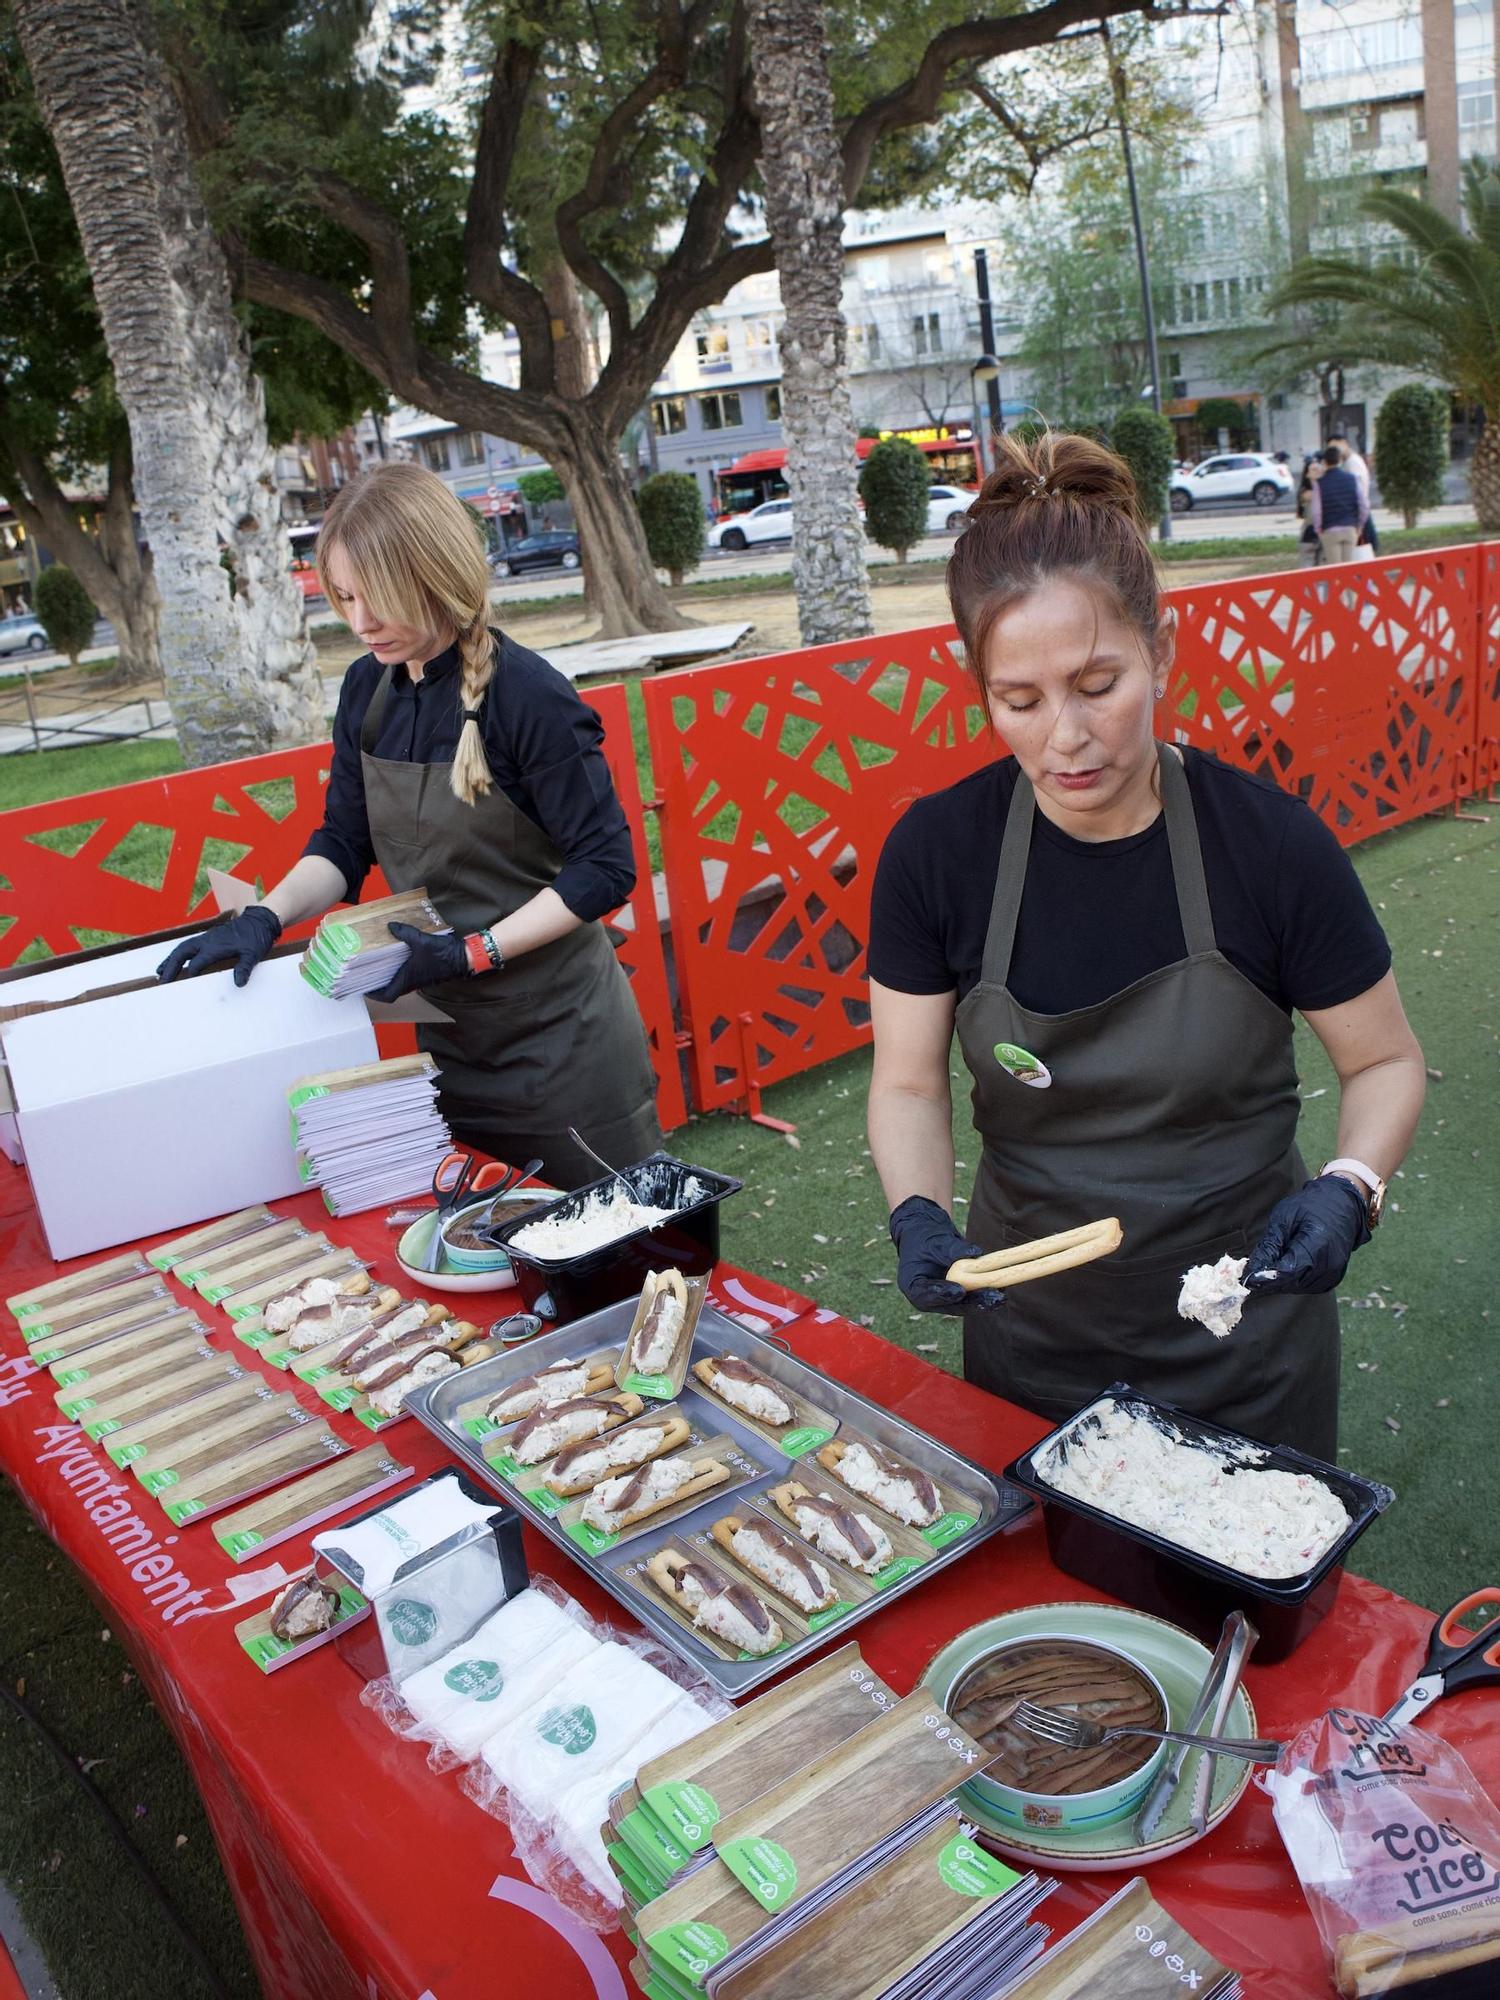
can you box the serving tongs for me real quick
[1134,1609,1258,1839]
[946,1216,1123,1293]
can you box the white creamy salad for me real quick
[511,1185,676,1258]
[1036,1403,1349,1578]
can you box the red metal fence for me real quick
[3,545,1496,1129]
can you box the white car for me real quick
[707,498,794,550]
[0,612,48,657]
[1170,453,1293,512]
[926,485,974,533]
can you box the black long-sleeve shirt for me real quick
[303,633,636,921]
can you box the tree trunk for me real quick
[1470,415,1500,531]
[0,429,160,685]
[549,408,689,638]
[745,0,873,645]
[13,0,324,765]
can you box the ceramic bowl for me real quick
[938,1630,1169,1833]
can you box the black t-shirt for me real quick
[303,633,635,921]
[868,748,1391,1014]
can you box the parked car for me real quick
[0,612,48,657]
[926,485,974,534]
[1169,453,1293,512]
[491,531,581,577]
[707,498,795,550]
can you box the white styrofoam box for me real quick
[5,956,376,1259]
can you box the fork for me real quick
[1013,1698,1283,1764]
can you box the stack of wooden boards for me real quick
[614,1644,1053,2000]
[289,1052,453,1215]
[299,887,449,999]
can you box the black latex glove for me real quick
[1244,1174,1371,1296]
[889,1194,1004,1315]
[370,921,471,1003]
[156,904,282,987]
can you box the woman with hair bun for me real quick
[866,431,1424,1457]
[158,460,661,1188]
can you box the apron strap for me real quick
[359,665,396,754]
[979,771,1037,988]
[1158,743,1216,957]
[979,743,1215,988]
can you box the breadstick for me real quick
[1336,1909,1500,1995]
[947,1217,1122,1291]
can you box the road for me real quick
[2,499,1481,670]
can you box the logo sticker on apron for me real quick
[993,1041,1052,1089]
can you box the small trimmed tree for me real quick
[33,564,97,667]
[517,469,566,508]
[1111,406,1175,530]
[1375,385,1449,529]
[1195,396,1251,447]
[858,437,930,563]
[637,473,706,586]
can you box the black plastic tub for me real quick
[1002,1383,1395,1663]
[484,1152,743,1324]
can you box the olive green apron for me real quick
[359,665,662,1189]
[954,745,1339,1458]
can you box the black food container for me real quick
[1003,1383,1395,1662]
[484,1151,743,1324]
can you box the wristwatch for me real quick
[1319,1157,1387,1230]
[462,929,507,976]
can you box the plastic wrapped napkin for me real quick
[397,1588,597,1760]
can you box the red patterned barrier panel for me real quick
[642,624,998,1116]
[0,703,687,1132]
[1477,540,1500,791]
[645,552,1484,1117]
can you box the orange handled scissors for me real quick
[1383,1587,1500,1727]
[425,1151,510,1272]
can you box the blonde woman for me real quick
[159,461,662,1187]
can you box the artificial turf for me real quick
[0,796,1495,1998]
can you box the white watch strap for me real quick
[1321,1157,1383,1195]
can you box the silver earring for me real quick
[1154,684,1165,697]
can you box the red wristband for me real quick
[462,931,490,976]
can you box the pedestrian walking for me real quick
[1296,458,1323,566]
[1330,432,1380,553]
[1308,446,1364,565]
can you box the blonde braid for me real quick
[450,623,498,804]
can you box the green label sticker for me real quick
[538,1703,596,1754]
[109,1441,147,1469]
[462,1416,499,1442]
[147,1251,174,1272]
[936,1833,1019,1899]
[607,1834,666,1908]
[564,1518,619,1556]
[297,1155,315,1183]
[287,1083,330,1110]
[53,1367,88,1388]
[443,1658,504,1702]
[164,1496,205,1525]
[486,1451,521,1481]
[219,1527,265,1560]
[921,1511,977,1550]
[242,1631,295,1671]
[319,1383,357,1413]
[528,1487,567,1517]
[84,1417,121,1441]
[236,1324,271,1350]
[869,1556,926,1591]
[993,1040,1051,1088]
[618,1805,690,1880]
[642,1779,721,1851]
[202,1281,234,1305]
[24,1320,53,1341]
[293,1361,332,1385]
[649,1921,730,1986]
[720,1836,798,1912]
[30,1345,64,1367]
[13,1300,43,1318]
[57,1392,94,1418]
[385,1598,438,1647]
[140,1468,179,1496]
[355,1406,389,1432]
[778,1425,833,1459]
[805,1600,856,1633]
[620,1370,675,1401]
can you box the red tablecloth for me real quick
[1,1170,1491,2000]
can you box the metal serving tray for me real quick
[406,1300,1027,1696]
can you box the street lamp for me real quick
[971,354,1001,481]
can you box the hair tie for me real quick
[1025,476,1051,501]
[462,705,483,725]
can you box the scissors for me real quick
[1382,1587,1500,1728]
[425,1151,511,1272]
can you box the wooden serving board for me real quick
[55,1335,217,1416]
[449,1344,622,1443]
[156,1420,352,1526]
[221,1249,369,1323]
[177,1218,309,1289]
[694,1508,870,1631]
[689,1354,840,1462]
[235,1580,368,1673]
[21,1275,169,1342]
[147,1203,276,1272]
[554,1434,756,1558]
[212,1444,414,1562]
[765,1478,935,1590]
[814,1430,986,1553]
[104,1376,284,1470]
[77,1354,247,1443]
[9,1250,150,1321]
[133,1394,315,1495]
[32,1304,202,1371]
[624,1534,809,1662]
[196,1234,330,1305]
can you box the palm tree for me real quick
[745,0,874,644]
[1264,161,1500,527]
[12,0,325,763]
